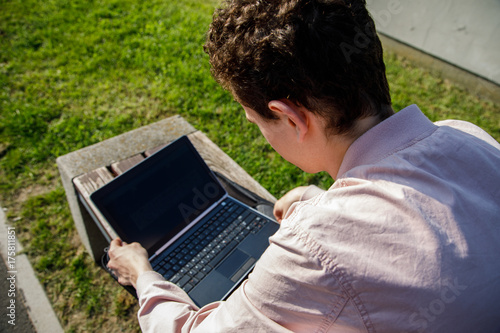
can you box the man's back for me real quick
[244,105,500,332]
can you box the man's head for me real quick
[204,0,392,137]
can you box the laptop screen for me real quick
[90,136,226,255]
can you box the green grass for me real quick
[1,0,499,331]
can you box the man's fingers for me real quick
[118,276,131,286]
[110,238,122,248]
[109,238,123,259]
[273,207,283,222]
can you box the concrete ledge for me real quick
[56,115,196,261]
[380,33,500,104]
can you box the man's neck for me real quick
[324,111,393,179]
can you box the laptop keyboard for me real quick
[151,199,269,293]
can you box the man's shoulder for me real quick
[434,119,500,149]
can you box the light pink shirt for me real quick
[136,105,500,332]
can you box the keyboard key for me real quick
[178,275,191,287]
[209,241,238,268]
[201,266,212,274]
[171,273,182,283]
[164,270,175,280]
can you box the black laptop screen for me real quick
[90,136,226,255]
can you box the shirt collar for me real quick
[337,104,437,178]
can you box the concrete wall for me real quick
[366,0,500,87]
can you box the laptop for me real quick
[90,135,279,307]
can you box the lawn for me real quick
[1,0,499,332]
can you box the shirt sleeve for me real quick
[283,185,326,220]
[135,267,295,332]
[300,185,326,201]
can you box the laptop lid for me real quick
[90,136,226,256]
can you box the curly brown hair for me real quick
[204,0,393,136]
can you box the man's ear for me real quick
[268,100,309,142]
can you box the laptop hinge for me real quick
[150,193,229,260]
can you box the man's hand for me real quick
[107,238,153,289]
[273,186,310,222]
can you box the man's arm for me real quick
[106,211,351,333]
[273,185,325,222]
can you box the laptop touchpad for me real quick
[216,249,250,279]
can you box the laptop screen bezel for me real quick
[89,135,228,256]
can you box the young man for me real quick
[108,0,500,331]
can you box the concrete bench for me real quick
[57,116,276,261]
